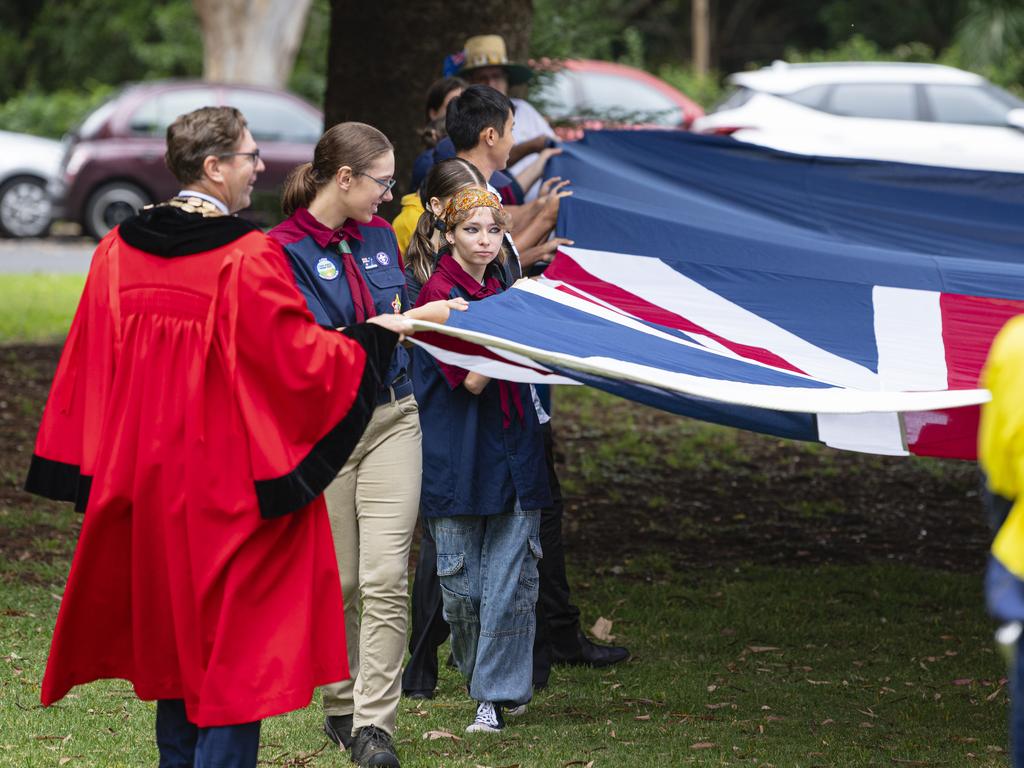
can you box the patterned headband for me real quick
[442,187,502,227]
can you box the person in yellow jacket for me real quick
[979,313,1024,767]
[392,192,424,254]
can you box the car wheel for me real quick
[0,175,53,238]
[84,182,150,240]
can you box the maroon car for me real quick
[52,80,323,239]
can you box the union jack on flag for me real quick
[411,131,1024,460]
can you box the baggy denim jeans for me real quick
[428,504,542,706]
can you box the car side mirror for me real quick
[1007,108,1024,132]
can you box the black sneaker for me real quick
[551,629,630,668]
[324,714,354,750]
[350,724,400,767]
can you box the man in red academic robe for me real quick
[24,106,412,767]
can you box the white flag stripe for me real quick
[872,286,948,391]
[817,412,909,456]
[407,319,990,414]
[410,339,578,385]
[559,245,882,390]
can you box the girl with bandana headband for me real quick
[411,187,552,734]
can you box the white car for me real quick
[693,62,1024,172]
[0,129,62,238]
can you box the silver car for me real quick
[0,130,62,238]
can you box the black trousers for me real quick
[402,422,580,693]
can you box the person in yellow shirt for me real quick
[394,78,468,252]
[979,313,1024,767]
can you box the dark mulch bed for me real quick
[0,344,989,579]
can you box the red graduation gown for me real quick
[24,212,395,727]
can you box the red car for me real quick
[52,80,323,239]
[532,59,704,140]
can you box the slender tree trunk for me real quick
[194,0,314,88]
[326,0,534,215]
[692,0,710,75]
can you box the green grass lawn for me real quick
[0,274,85,344]
[0,308,1008,765]
[0,502,1008,766]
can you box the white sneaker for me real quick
[466,700,505,733]
[505,704,527,717]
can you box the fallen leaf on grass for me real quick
[634,714,650,721]
[806,679,831,685]
[747,645,780,653]
[705,702,734,710]
[562,761,594,768]
[951,678,974,686]
[987,684,1006,702]
[422,730,461,741]
[590,617,615,642]
[59,760,71,766]
[690,741,716,749]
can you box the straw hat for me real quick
[458,35,533,86]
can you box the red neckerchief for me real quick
[435,253,524,427]
[292,208,375,322]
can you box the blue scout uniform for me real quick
[270,208,412,402]
[412,252,551,518]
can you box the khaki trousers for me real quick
[322,393,421,737]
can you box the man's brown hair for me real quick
[165,106,248,185]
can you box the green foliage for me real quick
[288,0,330,106]
[18,0,199,95]
[0,84,116,139]
[529,0,625,61]
[783,34,938,65]
[658,65,728,110]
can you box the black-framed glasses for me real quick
[356,172,397,194]
[218,148,261,164]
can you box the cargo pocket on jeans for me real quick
[437,552,474,623]
[515,537,543,614]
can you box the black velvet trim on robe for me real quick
[119,206,260,257]
[254,323,400,519]
[24,455,93,513]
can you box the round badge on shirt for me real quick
[317,258,339,280]
[375,252,390,267]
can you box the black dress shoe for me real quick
[351,724,400,767]
[551,630,630,668]
[402,689,434,700]
[324,713,354,750]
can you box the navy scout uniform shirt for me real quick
[269,207,412,401]
[412,252,551,518]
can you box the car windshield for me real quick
[222,90,321,143]
[76,95,122,139]
[129,88,218,136]
[711,86,754,113]
[534,69,683,126]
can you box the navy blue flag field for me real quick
[409,132,1024,459]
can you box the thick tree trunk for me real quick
[326,0,534,215]
[692,0,710,75]
[194,0,314,88]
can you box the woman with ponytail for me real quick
[268,122,464,768]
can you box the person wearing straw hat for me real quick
[453,34,558,199]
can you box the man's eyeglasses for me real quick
[356,172,397,195]
[218,149,261,164]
